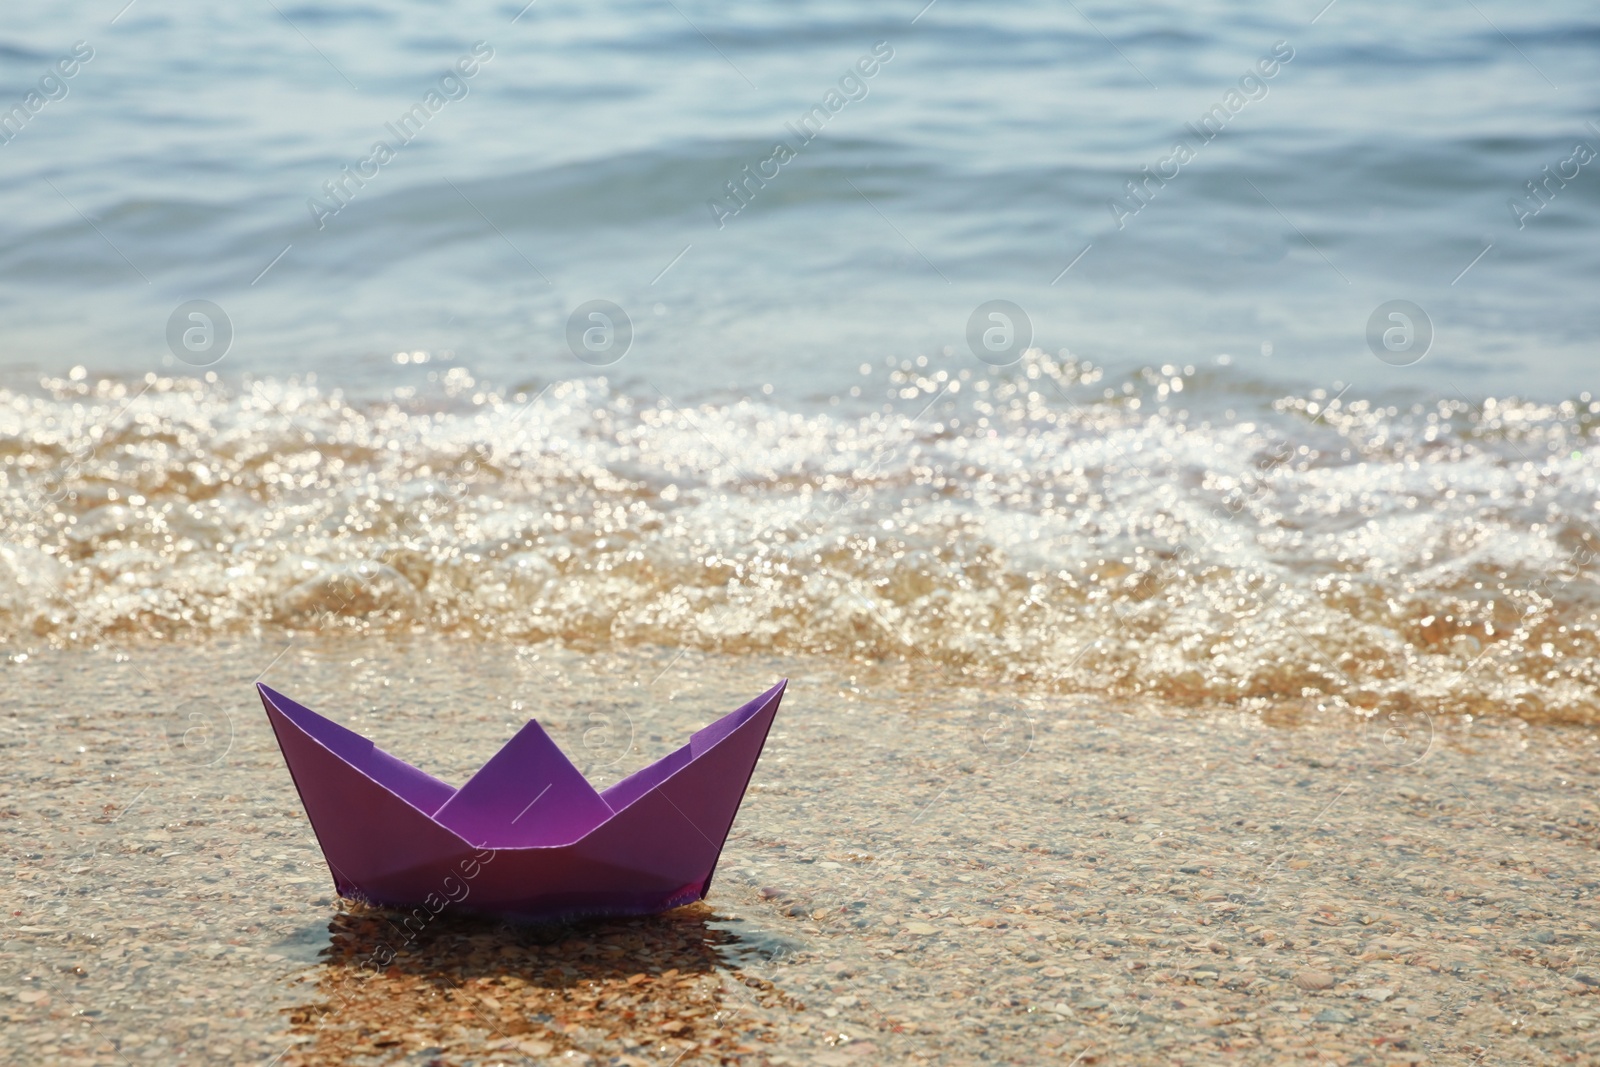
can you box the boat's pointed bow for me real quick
[688,678,786,756]
[577,679,786,903]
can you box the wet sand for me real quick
[4,637,1598,1065]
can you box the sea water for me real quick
[2,0,1598,722]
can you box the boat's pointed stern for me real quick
[257,685,467,897]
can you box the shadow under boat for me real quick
[277,901,808,1064]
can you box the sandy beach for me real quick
[5,637,1597,1065]
[6,1,1600,1063]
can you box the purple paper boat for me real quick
[256,679,785,922]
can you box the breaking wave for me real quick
[3,357,1598,723]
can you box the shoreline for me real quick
[3,637,1597,1064]
[5,368,1599,732]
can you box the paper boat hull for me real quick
[258,679,783,922]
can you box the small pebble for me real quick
[1294,969,1336,990]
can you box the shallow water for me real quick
[4,638,1597,1064]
